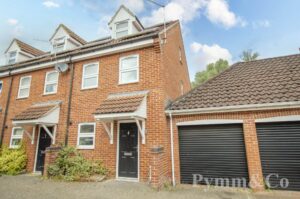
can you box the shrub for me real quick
[0,143,27,175]
[47,146,108,181]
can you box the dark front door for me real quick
[36,126,53,173]
[118,123,138,178]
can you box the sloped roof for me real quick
[0,20,177,71]
[13,104,57,121]
[94,95,145,114]
[168,54,300,111]
[6,39,45,56]
[59,24,87,45]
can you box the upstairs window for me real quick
[18,76,31,99]
[82,63,99,89]
[179,47,182,63]
[116,21,128,38]
[8,51,17,64]
[119,55,139,84]
[10,127,23,148]
[44,71,59,95]
[53,37,66,53]
[77,123,95,149]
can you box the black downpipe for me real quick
[64,63,74,146]
[0,72,13,147]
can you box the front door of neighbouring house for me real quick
[35,126,53,173]
[118,123,138,179]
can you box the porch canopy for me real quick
[94,91,148,144]
[12,101,61,144]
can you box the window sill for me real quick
[81,86,98,91]
[118,81,139,86]
[76,146,95,150]
[16,96,29,100]
[43,92,57,96]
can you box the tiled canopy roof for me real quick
[94,95,145,115]
[13,104,57,121]
[15,39,45,56]
[168,54,300,111]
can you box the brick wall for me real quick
[169,108,300,190]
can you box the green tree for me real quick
[240,49,259,61]
[192,59,229,88]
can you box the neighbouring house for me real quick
[0,5,190,187]
[166,54,300,191]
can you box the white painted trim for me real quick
[33,125,41,172]
[119,54,139,85]
[77,122,96,150]
[176,119,244,126]
[17,75,31,99]
[255,115,300,123]
[166,101,300,115]
[41,124,55,144]
[101,121,114,144]
[0,39,154,78]
[81,62,99,90]
[9,127,24,149]
[116,120,140,181]
[43,71,59,95]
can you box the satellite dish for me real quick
[54,63,69,73]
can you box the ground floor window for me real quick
[10,127,24,148]
[77,123,95,149]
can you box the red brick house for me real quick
[0,5,190,186]
[166,54,300,191]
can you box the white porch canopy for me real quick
[12,101,61,144]
[94,91,148,144]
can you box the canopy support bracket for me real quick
[41,124,55,144]
[101,121,114,144]
[134,118,146,144]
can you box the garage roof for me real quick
[168,54,300,111]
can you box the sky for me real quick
[0,0,300,80]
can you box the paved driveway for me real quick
[0,175,299,199]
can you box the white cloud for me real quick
[142,0,205,26]
[43,1,60,8]
[119,0,144,13]
[252,20,270,29]
[205,0,245,28]
[191,42,232,71]
[97,15,111,36]
[7,18,18,26]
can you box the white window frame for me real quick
[179,47,182,62]
[0,80,3,94]
[44,71,59,95]
[10,127,24,149]
[7,51,18,64]
[81,62,99,90]
[77,123,96,150]
[17,76,31,99]
[119,54,139,85]
[115,20,129,38]
[53,36,66,53]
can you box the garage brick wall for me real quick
[168,108,300,190]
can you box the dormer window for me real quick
[116,21,129,38]
[53,37,66,52]
[8,51,17,64]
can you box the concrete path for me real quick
[0,175,299,199]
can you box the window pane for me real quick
[45,84,57,93]
[116,30,128,38]
[19,88,29,97]
[47,72,58,82]
[54,45,64,52]
[121,57,137,70]
[79,137,93,146]
[0,82,2,92]
[21,77,30,86]
[121,70,137,83]
[13,129,23,136]
[11,138,21,146]
[83,77,97,88]
[80,125,94,134]
[9,51,17,58]
[84,64,98,76]
[116,21,128,30]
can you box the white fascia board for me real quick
[0,39,154,77]
[176,119,243,126]
[255,115,300,123]
[166,101,300,116]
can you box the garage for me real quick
[256,121,300,191]
[178,124,249,186]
